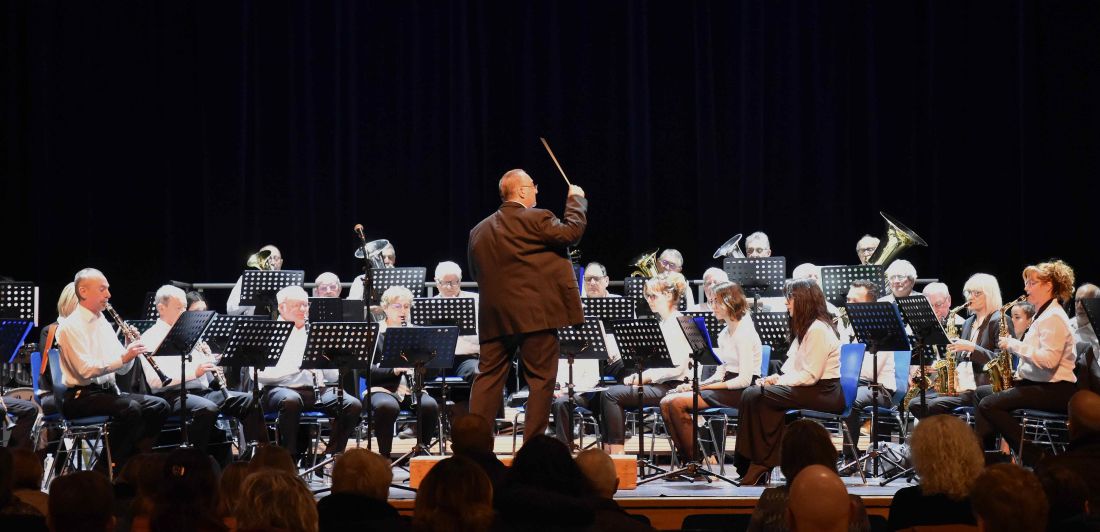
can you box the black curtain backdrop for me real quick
[3,1,1098,318]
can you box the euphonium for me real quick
[628,249,659,278]
[246,249,274,271]
[868,212,928,267]
[986,295,1026,392]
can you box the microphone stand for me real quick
[354,224,376,451]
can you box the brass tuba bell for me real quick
[246,249,273,271]
[713,234,746,259]
[353,238,391,269]
[868,212,928,266]
[629,249,659,278]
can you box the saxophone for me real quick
[986,295,1025,392]
[932,303,968,397]
[104,303,173,386]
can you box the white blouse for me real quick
[777,319,841,387]
[702,314,763,390]
[1003,300,1077,383]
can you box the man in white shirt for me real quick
[840,280,896,461]
[744,232,772,258]
[55,268,170,472]
[312,272,342,298]
[432,261,480,382]
[346,243,397,301]
[655,250,696,307]
[258,286,363,457]
[580,262,620,298]
[922,282,965,328]
[227,244,283,315]
[689,267,729,312]
[139,285,267,453]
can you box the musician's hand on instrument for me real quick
[123,342,146,362]
[947,339,977,353]
[624,374,638,386]
[394,367,411,375]
[195,362,216,378]
[760,375,779,387]
[674,382,692,393]
[568,185,585,198]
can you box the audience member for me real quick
[217,461,249,523]
[0,447,44,531]
[450,414,508,490]
[1037,465,1095,532]
[970,463,1048,532]
[48,471,114,532]
[122,452,168,531]
[235,469,318,532]
[147,448,224,532]
[888,415,982,530]
[1037,389,1100,516]
[574,449,654,531]
[495,435,595,530]
[248,443,297,475]
[786,465,850,532]
[317,449,402,532]
[414,455,495,532]
[9,448,48,515]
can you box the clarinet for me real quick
[196,341,227,390]
[103,303,173,386]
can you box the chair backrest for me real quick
[31,351,43,405]
[839,343,867,417]
[47,348,69,410]
[760,345,772,376]
[893,350,911,404]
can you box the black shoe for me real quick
[738,464,771,486]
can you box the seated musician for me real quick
[599,272,693,455]
[1071,283,1100,354]
[432,261,480,383]
[879,260,917,302]
[581,262,620,298]
[910,274,1010,419]
[312,272,342,298]
[365,286,440,459]
[978,260,1078,465]
[258,286,362,459]
[840,280,896,461]
[138,285,267,453]
[745,231,772,258]
[655,250,696,307]
[55,268,170,472]
[1011,301,1035,340]
[25,283,78,425]
[660,281,762,463]
[733,279,843,485]
[346,243,397,300]
[923,282,966,329]
[227,244,283,315]
[185,290,208,311]
[688,268,729,312]
[855,235,880,265]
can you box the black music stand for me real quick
[377,326,459,467]
[368,267,427,306]
[723,257,786,311]
[153,310,216,447]
[201,314,268,354]
[142,291,158,320]
[308,298,366,323]
[843,302,911,480]
[581,297,636,322]
[1080,298,1100,342]
[116,320,156,345]
[299,322,379,475]
[0,282,38,326]
[410,298,476,335]
[1,320,33,364]
[753,312,792,363]
[220,320,295,452]
[240,270,305,317]
[682,312,723,348]
[821,265,887,309]
[556,317,609,451]
[610,319,676,479]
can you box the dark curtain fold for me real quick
[2,0,1098,316]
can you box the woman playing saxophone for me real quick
[976,260,1078,466]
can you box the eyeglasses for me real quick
[857,247,877,254]
[888,275,911,283]
[437,281,460,288]
[658,259,681,271]
[521,183,538,192]
[965,290,984,298]
[1024,279,1046,287]
[584,276,607,283]
[746,247,770,255]
[387,303,411,310]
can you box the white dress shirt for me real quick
[346,275,367,301]
[839,322,896,391]
[258,320,316,389]
[226,276,254,315]
[641,312,693,384]
[138,319,214,393]
[701,315,763,390]
[776,320,841,387]
[1003,301,1077,383]
[557,358,602,391]
[56,304,135,388]
[434,291,481,355]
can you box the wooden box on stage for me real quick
[409,454,638,489]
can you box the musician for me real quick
[367,286,440,458]
[660,281,762,462]
[138,285,267,452]
[745,232,772,258]
[227,244,283,315]
[978,260,1078,464]
[259,286,362,457]
[467,169,587,443]
[655,250,696,308]
[1071,283,1100,353]
[432,261,481,383]
[839,280,895,460]
[879,260,917,302]
[733,279,843,485]
[688,268,729,312]
[55,268,170,471]
[599,272,693,455]
[185,291,208,311]
[909,274,1010,418]
[312,272,342,298]
[922,283,965,328]
[856,235,880,265]
[581,262,619,298]
[346,244,397,300]
[1011,301,1036,340]
[34,282,79,417]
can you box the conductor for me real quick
[467,168,587,441]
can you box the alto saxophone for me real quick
[986,295,1025,392]
[904,302,967,410]
[104,303,173,386]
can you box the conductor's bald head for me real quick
[499,169,538,208]
[787,464,850,532]
[1069,390,1100,440]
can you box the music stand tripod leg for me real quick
[391,362,433,469]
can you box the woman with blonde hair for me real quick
[235,469,318,532]
[887,415,983,529]
[978,259,1078,465]
[600,272,694,455]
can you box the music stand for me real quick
[753,311,792,361]
[240,270,305,317]
[1080,298,1100,341]
[299,322,379,475]
[723,257,786,311]
[308,298,366,323]
[377,326,459,467]
[220,320,295,451]
[368,267,427,306]
[201,314,268,354]
[0,282,38,326]
[610,319,676,479]
[1,320,33,364]
[843,302,911,481]
[556,317,609,451]
[152,310,216,447]
[410,298,476,335]
[142,291,158,320]
[682,312,723,347]
[580,297,636,322]
[821,265,887,308]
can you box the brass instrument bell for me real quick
[629,249,659,278]
[869,212,928,266]
[246,249,273,271]
[712,234,746,259]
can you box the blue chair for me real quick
[698,345,773,474]
[789,343,866,478]
[44,348,114,485]
[857,350,912,443]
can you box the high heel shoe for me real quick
[737,464,771,486]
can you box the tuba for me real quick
[869,212,928,267]
[246,249,274,271]
[353,238,391,270]
[986,295,1026,392]
[712,234,746,260]
[629,249,659,278]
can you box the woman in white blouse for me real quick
[978,259,1077,465]
[659,281,762,463]
[600,272,694,455]
[733,279,843,485]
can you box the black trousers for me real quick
[368,391,439,457]
[976,380,1078,453]
[733,379,844,473]
[3,397,39,449]
[551,392,604,445]
[157,387,268,452]
[907,389,978,419]
[261,386,363,456]
[470,330,559,442]
[599,382,675,445]
[61,387,170,470]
